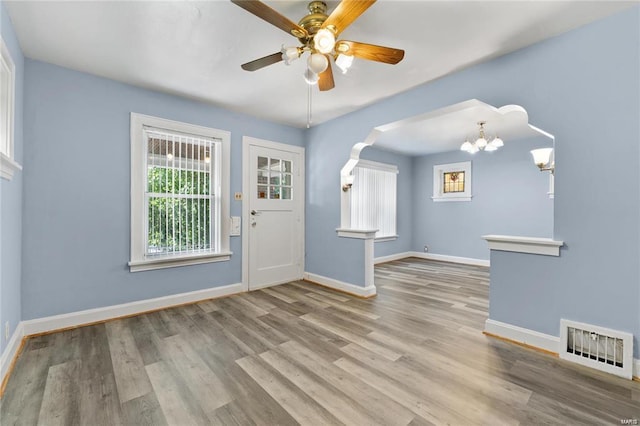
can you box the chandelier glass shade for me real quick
[461,121,504,153]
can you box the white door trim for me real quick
[242,136,305,292]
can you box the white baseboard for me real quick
[374,252,414,264]
[484,319,559,354]
[22,283,243,336]
[303,272,376,298]
[374,251,490,267]
[1,322,25,390]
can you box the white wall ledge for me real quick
[336,228,377,239]
[483,234,563,256]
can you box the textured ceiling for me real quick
[5,0,635,128]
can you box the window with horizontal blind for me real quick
[129,113,231,272]
[350,160,398,240]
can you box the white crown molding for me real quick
[303,272,376,298]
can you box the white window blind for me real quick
[144,127,221,257]
[351,160,398,239]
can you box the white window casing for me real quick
[351,160,398,240]
[0,36,21,181]
[129,113,231,272]
[432,161,472,202]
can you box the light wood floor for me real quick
[2,258,639,425]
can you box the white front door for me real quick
[244,138,304,290]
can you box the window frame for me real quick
[432,161,472,202]
[0,36,21,181]
[129,113,231,272]
[351,159,398,241]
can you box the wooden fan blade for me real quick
[322,0,376,36]
[231,0,308,39]
[241,52,283,71]
[318,62,335,91]
[336,40,404,64]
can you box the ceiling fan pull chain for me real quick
[307,84,312,128]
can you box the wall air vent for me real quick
[560,319,633,379]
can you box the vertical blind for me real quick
[351,162,397,238]
[144,127,220,257]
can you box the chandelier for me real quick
[460,121,504,153]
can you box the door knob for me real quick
[251,210,260,216]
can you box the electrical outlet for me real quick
[424,245,429,253]
[234,192,243,201]
[5,321,9,341]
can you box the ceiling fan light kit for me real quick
[460,121,504,154]
[314,27,336,54]
[335,54,354,74]
[231,0,405,92]
[308,53,329,74]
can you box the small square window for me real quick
[433,161,472,202]
[443,171,465,193]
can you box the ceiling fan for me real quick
[231,0,405,91]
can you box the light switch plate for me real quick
[230,216,241,236]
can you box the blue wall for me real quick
[22,60,304,319]
[9,3,640,361]
[0,3,24,355]
[306,7,639,355]
[412,136,553,260]
[488,8,640,357]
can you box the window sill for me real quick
[1,153,22,181]
[432,196,472,202]
[129,251,232,272]
[375,235,398,242]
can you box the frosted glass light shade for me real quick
[281,46,300,65]
[468,144,479,154]
[303,68,319,85]
[475,137,487,149]
[460,140,473,152]
[307,53,328,74]
[484,144,498,152]
[531,148,553,166]
[314,28,336,54]
[335,54,354,74]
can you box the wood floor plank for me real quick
[78,373,123,426]
[276,340,416,426]
[37,360,81,426]
[301,312,402,361]
[120,392,168,426]
[235,355,342,425]
[105,320,153,403]
[145,361,210,426]
[333,356,477,425]
[0,346,50,425]
[3,259,638,425]
[260,349,385,425]
[161,334,233,415]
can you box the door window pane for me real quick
[281,187,292,200]
[256,156,293,200]
[258,156,269,170]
